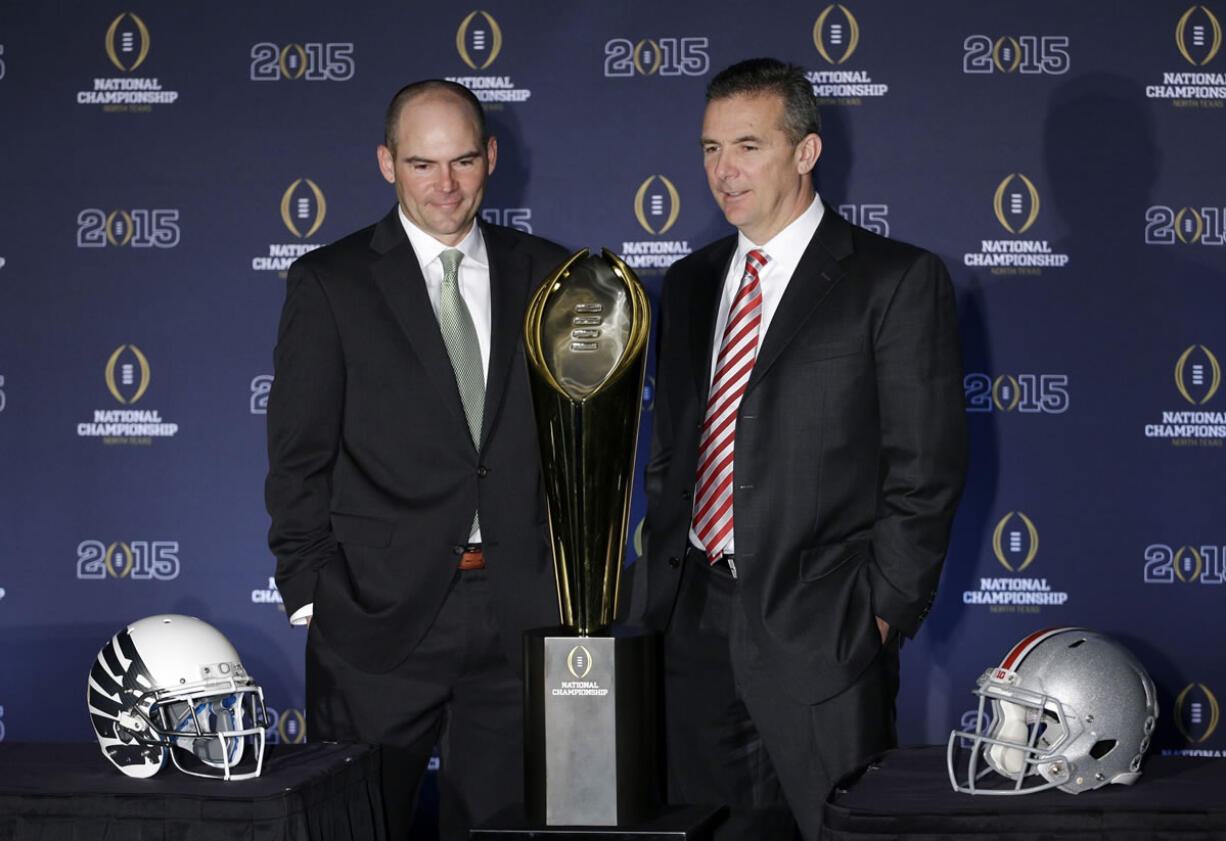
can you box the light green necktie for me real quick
[438,248,484,534]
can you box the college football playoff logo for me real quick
[105,13,150,72]
[566,645,593,679]
[813,5,860,64]
[1175,345,1221,404]
[1175,682,1220,743]
[280,179,327,239]
[992,511,1039,572]
[993,173,1041,234]
[1176,6,1223,66]
[633,175,680,235]
[104,345,151,405]
[456,10,502,70]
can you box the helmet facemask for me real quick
[949,668,1076,794]
[148,676,268,779]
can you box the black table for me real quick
[0,742,384,841]
[823,745,1226,840]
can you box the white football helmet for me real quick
[87,614,268,780]
[947,627,1158,795]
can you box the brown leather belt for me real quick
[459,544,485,570]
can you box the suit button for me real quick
[681,490,691,501]
[477,466,489,477]
[453,545,465,555]
[668,556,680,568]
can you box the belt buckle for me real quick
[459,544,485,570]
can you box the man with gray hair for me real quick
[633,57,967,839]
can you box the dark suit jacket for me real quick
[633,205,968,704]
[265,208,570,674]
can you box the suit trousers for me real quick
[306,567,523,841]
[664,548,900,841]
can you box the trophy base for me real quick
[524,626,661,827]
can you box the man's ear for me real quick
[377,144,395,184]
[796,133,822,175]
[485,135,498,176]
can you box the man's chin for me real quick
[717,199,751,226]
[427,217,474,242]
[720,209,749,230]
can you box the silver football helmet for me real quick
[947,627,1158,795]
[87,614,268,780]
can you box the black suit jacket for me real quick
[634,206,968,703]
[265,208,570,673]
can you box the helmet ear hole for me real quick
[1089,739,1117,760]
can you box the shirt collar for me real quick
[397,207,489,270]
[734,193,824,270]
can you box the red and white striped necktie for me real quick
[692,249,768,562]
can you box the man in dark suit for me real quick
[265,80,568,841]
[631,58,968,839]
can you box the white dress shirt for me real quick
[689,194,826,555]
[400,209,493,385]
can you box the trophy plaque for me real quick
[522,248,659,826]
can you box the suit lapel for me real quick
[748,205,852,388]
[689,238,737,404]
[368,209,471,438]
[481,222,531,448]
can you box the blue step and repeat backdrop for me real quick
[1,1,1224,765]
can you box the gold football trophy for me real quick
[523,248,651,634]
[521,249,659,826]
